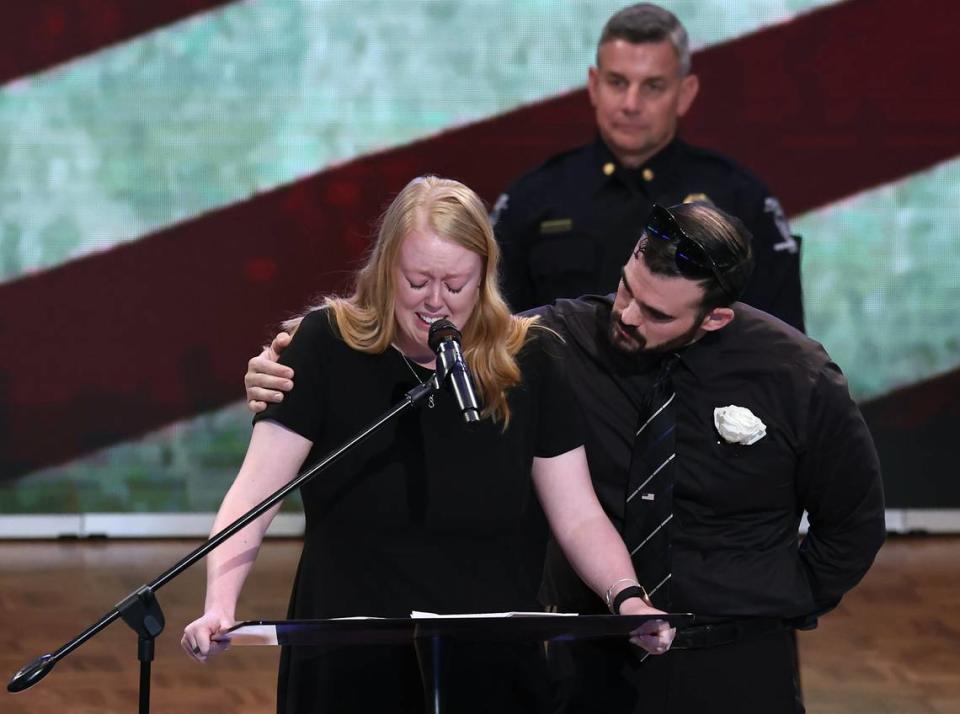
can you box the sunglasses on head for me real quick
[642,204,735,299]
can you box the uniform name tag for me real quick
[539,218,573,234]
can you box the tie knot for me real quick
[652,354,678,395]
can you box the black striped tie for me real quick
[624,356,677,609]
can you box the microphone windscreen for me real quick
[428,319,461,352]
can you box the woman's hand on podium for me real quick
[621,598,676,656]
[181,608,236,663]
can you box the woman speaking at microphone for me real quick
[181,176,671,713]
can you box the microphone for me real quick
[428,319,481,423]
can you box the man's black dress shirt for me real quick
[532,295,885,623]
[495,136,805,331]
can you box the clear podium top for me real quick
[217,612,695,647]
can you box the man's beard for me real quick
[608,310,703,356]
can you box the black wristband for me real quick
[612,585,648,614]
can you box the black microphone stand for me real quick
[7,376,440,713]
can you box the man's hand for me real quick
[245,332,294,413]
[620,596,676,655]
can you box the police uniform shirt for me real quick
[493,136,805,332]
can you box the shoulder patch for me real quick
[490,193,509,225]
[764,197,798,253]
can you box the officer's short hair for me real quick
[598,3,692,76]
[640,202,754,312]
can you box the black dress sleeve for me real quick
[252,309,331,442]
[527,327,585,458]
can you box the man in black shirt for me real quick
[493,3,805,332]
[244,200,884,712]
[531,201,884,713]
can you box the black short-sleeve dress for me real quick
[253,309,583,713]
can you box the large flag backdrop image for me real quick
[1,0,958,524]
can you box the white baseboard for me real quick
[0,512,306,539]
[883,509,960,533]
[0,509,957,540]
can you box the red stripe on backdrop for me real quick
[0,0,238,85]
[2,0,959,479]
[861,368,960,507]
[685,0,960,215]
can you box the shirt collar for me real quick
[589,135,621,192]
[671,303,743,380]
[547,293,739,381]
[592,134,684,195]
[643,136,683,182]
[556,293,665,377]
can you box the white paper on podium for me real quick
[214,616,386,646]
[216,612,582,646]
[215,624,278,646]
[410,611,578,618]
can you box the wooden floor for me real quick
[1,535,957,713]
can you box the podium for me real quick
[219,613,694,714]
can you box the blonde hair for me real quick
[287,175,538,424]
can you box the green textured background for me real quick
[2,0,957,514]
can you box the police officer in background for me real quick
[493,3,805,332]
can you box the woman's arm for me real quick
[181,420,312,661]
[532,445,675,654]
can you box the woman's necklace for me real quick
[395,348,435,408]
